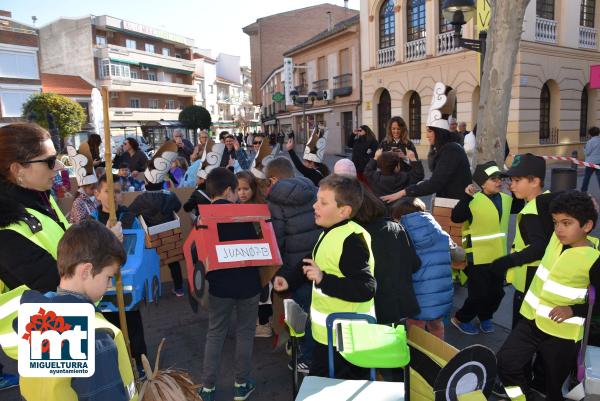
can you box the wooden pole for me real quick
[100,86,137,380]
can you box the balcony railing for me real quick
[536,17,557,44]
[437,32,461,55]
[377,47,396,68]
[333,74,352,89]
[313,79,329,92]
[294,84,307,95]
[579,26,597,49]
[405,38,427,62]
[539,127,559,145]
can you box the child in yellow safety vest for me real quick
[489,153,557,327]
[497,190,600,401]
[450,161,512,335]
[7,220,137,401]
[273,174,376,379]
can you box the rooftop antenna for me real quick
[31,16,37,26]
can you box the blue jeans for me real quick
[581,166,600,192]
[292,283,314,365]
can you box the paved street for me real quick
[1,154,598,401]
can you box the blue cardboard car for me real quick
[99,228,161,312]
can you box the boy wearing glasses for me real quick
[451,161,512,335]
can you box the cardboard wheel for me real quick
[193,260,206,298]
[152,276,159,307]
[433,344,497,401]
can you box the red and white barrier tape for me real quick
[541,156,600,170]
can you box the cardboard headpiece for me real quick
[144,140,178,184]
[251,137,276,179]
[67,142,97,186]
[427,82,457,131]
[197,141,224,180]
[303,125,328,164]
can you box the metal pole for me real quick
[303,102,307,145]
[479,30,487,79]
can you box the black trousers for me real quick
[168,261,183,291]
[497,318,579,401]
[310,342,369,380]
[104,309,148,367]
[455,263,505,323]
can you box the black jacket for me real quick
[405,142,472,199]
[0,181,64,292]
[128,191,181,226]
[363,218,421,324]
[268,177,322,291]
[379,139,419,159]
[349,135,378,173]
[183,185,211,213]
[364,158,424,197]
[288,150,324,186]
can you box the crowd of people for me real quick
[0,81,599,401]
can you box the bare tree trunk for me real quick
[476,0,531,167]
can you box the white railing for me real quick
[437,31,460,55]
[535,17,557,44]
[377,47,396,67]
[579,26,597,49]
[405,38,427,61]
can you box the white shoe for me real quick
[255,323,273,338]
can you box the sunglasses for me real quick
[253,141,262,145]
[20,155,59,169]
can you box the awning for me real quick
[110,57,139,66]
[110,121,141,128]
[288,107,333,117]
[139,62,193,75]
[263,120,277,126]
[143,120,183,128]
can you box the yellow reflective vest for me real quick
[462,192,512,265]
[310,220,375,345]
[520,233,599,341]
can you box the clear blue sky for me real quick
[5,0,360,65]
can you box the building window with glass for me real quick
[439,1,453,33]
[166,99,177,109]
[407,0,426,42]
[147,71,157,81]
[409,92,421,141]
[125,39,137,49]
[379,0,395,49]
[130,69,139,79]
[149,99,159,109]
[537,0,555,19]
[162,47,170,57]
[208,84,214,94]
[580,85,589,140]
[130,98,140,108]
[96,36,106,46]
[539,83,551,142]
[145,43,155,53]
[581,0,596,27]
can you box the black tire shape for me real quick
[194,260,206,298]
[433,344,497,401]
[143,280,148,306]
[152,276,159,307]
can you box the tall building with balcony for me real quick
[0,10,41,125]
[361,0,600,155]
[243,4,358,107]
[261,14,361,153]
[39,15,197,135]
[192,51,219,122]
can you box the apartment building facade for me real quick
[39,15,197,134]
[243,3,358,107]
[361,0,600,156]
[261,14,361,154]
[0,10,42,124]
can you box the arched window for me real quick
[407,0,426,42]
[580,85,589,141]
[539,83,551,143]
[409,92,421,141]
[439,1,453,33]
[581,0,596,28]
[537,0,555,20]
[379,0,395,49]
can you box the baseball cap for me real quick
[472,161,507,187]
[505,153,546,181]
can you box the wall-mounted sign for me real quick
[272,92,285,103]
[283,57,294,106]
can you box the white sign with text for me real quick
[216,243,273,263]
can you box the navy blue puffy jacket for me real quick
[400,211,453,320]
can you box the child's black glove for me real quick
[489,255,514,280]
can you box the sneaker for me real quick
[172,288,184,297]
[198,386,215,401]
[234,379,256,401]
[451,317,479,335]
[480,319,495,333]
[255,323,273,338]
[287,360,310,375]
[0,373,19,391]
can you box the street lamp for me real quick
[442,0,486,76]
[290,89,317,144]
